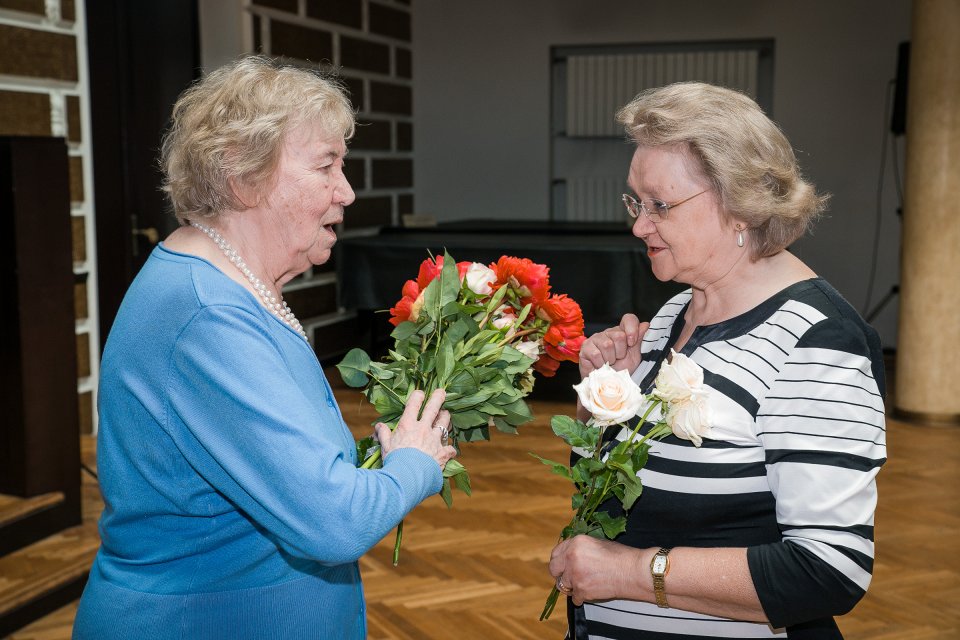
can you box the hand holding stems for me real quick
[549,535,643,606]
[367,389,458,565]
[376,389,457,469]
[539,398,671,620]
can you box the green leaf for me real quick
[491,417,518,435]
[450,410,487,429]
[502,399,534,426]
[453,470,472,496]
[336,348,371,387]
[459,425,490,442]
[386,349,408,363]
[631,444,650,470]
[592,511,627,539]
[621,475,644,510]
[476,402,506,416]
[368,362,396,380]
[442,458,465,477]
[390,321,419,341]
[445,389,495,411]
[529,453,572,480]
[515,302,533,325]
[571,492,585,510]
[439,251,461,307]
[484,283,509,314]
[571,457,605,485]
[447,371,480,396]
[447,317,475,346]
[355,436,378,465]
[563,519,591,539]
[369,385,403,416]
[550,415,598,449]
[436,340,455,386]
[440,477,453,508]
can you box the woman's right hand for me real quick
[578,313,649,378]
[376,389,458,469]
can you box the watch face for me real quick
[653,555,668,573]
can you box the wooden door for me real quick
[86,0,201,346]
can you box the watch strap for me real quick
[651,547,672,608]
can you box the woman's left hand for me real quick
[549,535,645,605]
[377,389,458,469]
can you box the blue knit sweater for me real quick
[74,245,442,639]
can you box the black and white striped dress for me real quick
[573,278,887,639]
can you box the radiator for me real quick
[565,176,629,223]
[566,50,760,137]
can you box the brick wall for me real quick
[249,0,413,362]
[0,1,99,434]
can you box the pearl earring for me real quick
[736,227,744,248]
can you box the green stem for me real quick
[360,448,382,470]
[575,401,668,528]
[392,520,404,566]
[539,584,562,621]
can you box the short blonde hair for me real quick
[161,55,355,222]
[617,82,828,258]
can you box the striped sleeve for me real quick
[747,316,887,628]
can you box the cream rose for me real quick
[654,351,712,446]
[464,262,496,295]
[653,350,704,403]
[515,339,541,361]
[663,395,712,447]
[574,363,645,427]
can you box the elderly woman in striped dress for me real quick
[549,83,886,639]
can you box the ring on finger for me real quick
[557,576,571,593]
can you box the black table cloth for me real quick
[335,221,683,329]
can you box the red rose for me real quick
[493,256,550,304]
[544,334,585,363]
[388,279,422,326]
[416,256,470,291]
[533,353,562,377]
[538,294,584,328]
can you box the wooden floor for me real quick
[7,381,960,639]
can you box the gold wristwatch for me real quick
[650,547,672,608]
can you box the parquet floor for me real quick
[7,380,960,639]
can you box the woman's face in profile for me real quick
[627,145,738,288]
[262,119,356,273]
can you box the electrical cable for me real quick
[81,462,98,480]
[862,79,896,317]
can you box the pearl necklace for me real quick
[190,220,308,341]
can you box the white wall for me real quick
[412,0,911,347]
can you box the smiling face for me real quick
[628,144,742,288]
[261,118,355,274]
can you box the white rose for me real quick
[653,350,704,403]
[663,394,712,447]
[573,363,645,427]
[464,262,496,295]
[492,315,514,330]
[515,339,541,361]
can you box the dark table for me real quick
[335,220,683,329]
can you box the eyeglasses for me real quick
[622,189,709,223]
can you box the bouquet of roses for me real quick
[337,250,585,564]
[535,350,712,620]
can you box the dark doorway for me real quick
[86,0,201,347]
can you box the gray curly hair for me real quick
[160,55,355,222]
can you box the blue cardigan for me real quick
[74,245,442,639]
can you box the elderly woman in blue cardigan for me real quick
[73,56,456,639]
